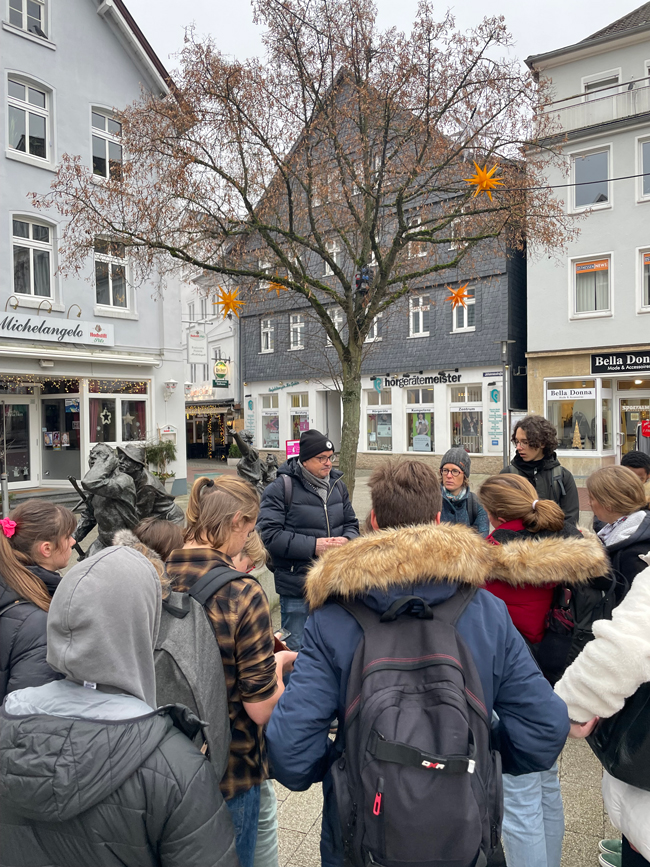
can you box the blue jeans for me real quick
[501,765,564,867]
[253,779,279,867]
[280,595,310,651]
[226,785,261,867]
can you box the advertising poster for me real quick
[65,398,80,413]
[411,412,431,452]
[43,432,53,447]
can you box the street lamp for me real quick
[163,379,178,402]
[495,340,516,469]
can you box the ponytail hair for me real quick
[0,500,77,611]
[185,476,260,549]
[478,474,565,533]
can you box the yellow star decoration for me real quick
[445,283,472,310]
[266,276,288,297]
[217,287,244,318]
[463,162,504,200]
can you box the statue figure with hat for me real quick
[72,443,139,558]
[116,443,185,525]
[232,429,264,492]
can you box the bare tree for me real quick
[36,0,574,494]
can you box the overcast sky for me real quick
[126,0,624,73]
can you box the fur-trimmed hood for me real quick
[305,522,610,610]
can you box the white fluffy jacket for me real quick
[555,554,650,858]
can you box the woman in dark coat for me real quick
[0,500,76,701]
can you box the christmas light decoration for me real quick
[217,287,244,318]
[464,162,504,200]
[445,283,472,310]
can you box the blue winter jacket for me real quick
[440,485,490,537]
[257,458,359,597]
[266,522,571,867]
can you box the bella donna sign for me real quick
[591,353,650,374]
[0,313,114,347]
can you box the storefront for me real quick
[246,367,508,472]
[527,346,650,474]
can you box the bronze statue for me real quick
[261,453,279,486]
[233,430,264,492]
[116,443,184,525]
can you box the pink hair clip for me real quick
[0,518,17,539]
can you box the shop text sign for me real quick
[0,312,114,346]
[383,372,461,388]
[591,353,650,374]
[547,388,596,400]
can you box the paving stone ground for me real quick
[67,464,609,866]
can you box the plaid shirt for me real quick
[166,548,277,800]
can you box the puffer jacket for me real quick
[440,486,489,537]
[0,564,62,701]
[601,510,650,599]
[501,453,580,526]
[0,683,239,867]
[257,458,359,597]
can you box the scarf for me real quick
[298,461,330,503]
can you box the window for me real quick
[327,306,344,345]
[12,217,52,297]
[261,393,279,448]
[546,380,596,451]
[121,400,146,441]
[409,295,430,337]
[573,150,609,208]
[574,257,610,315]
[366,389,392,451]
[640,139,650,199]
[188,301,195,322]
[94,239,127,308]
[261,318,274,353]
[452,286,476,331]
[91,111,122,179]
[8,78,47,160]
[406,388,434,452]
[200,297,208,319]
[584,75,619,100]
[8,0,46,36]
[289,313,305,349]
[290,392,309,439]
[450,384,483,453]
[643,252,650,309]
[407,218,427,258]
[324,240,342,276]
[365,313,382,342]
[89,398,116,442]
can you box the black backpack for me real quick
[330,587,502,867]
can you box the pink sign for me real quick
[286,439,300,456]
[299,419,309,432]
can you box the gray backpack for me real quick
[154,565,246,779]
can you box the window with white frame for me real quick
[261,393,279,448]
[8,0,47,37]
[8,78,48,160]
[407,217,427,258]
[449,384,483,453]
[406,387,434,452]
[290,392,309,439]
[364,312,382,342]
[366,388,392,451]
[573,149,609,209]
[261,318,274,352]
[12,217,52,297]
[584,74,619,100]
[409,294,430,337]
[642,252,650,309]
[289,313,305,349]
[450,212,470,251]
[324,240,342,276]
[452,286,475,332]
[573,257,610,315]
[188,301,195,322]
[327,306,344,346]
[94,239,127,309]
[92,111,122,180]
[640,138,650,199]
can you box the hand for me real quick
[315,536,349,554]
[275,650,298,673]
[569,717,598,739]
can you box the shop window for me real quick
[41,379,79,394]
[12,217,52,297]
[289,313,305,350]
[574,257,610,315]
[92,110,123,180]
[450,384,483,453]
[290,392,309,439]
[8,77,48,160]
[8,0,47,36]
[572,149,609,209]
[452,287,475,332]
[89,397,117,443]
[89,379,148,394]
[546,380,597,451]
[262,394,279,408]
[366,387,391,406]
[602,380,613,451]
[642,252,650,309]
[261,393,279,448]
[261,318,274,353]
[121,400,146,441]
[94,239,127,309]
[406,387,434,452]
[366,389,392,450]
[1,404,31,481]
[409,295,430,337]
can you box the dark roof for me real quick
[582,1,650,42]
[113,0,174,92]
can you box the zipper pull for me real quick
[373,777,384,816]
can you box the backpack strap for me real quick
[552,465,566,499]
[282,474,293,512]
[467,492,478,526]
[0,599,28,618]
[187,565,251,607]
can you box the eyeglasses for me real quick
[440,468,462,477]
[514,439,529,447]
[314,455,334,464]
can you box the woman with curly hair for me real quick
[501,414,580,525]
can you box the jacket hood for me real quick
[278,456,343,483]
[46,546,161,706]
[0,691,170,822]
[605,510,650,551]
[305,522,610,610]
[0,564,60,608]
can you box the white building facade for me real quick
[1,0,187,493]
[527,4,650,475]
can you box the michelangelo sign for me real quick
[0,312,114,347]
[591,353,650,374]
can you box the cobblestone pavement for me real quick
[67,466,610,866]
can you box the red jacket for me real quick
[485,519,554,644]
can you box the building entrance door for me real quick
[0,398,38,488]
[41,397,82,482]
[618,396,650,460]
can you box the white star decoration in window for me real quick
[122,412,135,425]
[100,408,112,426]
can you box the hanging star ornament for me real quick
[266,277,288,297]
[217,287,244,319]
[463,162,504,200]
[445,283,472,310]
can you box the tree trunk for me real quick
[338,354,363,501]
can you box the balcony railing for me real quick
[543,78,650,135]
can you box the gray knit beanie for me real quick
[440,447,470,478]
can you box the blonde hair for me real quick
[587,466,648,517]
[241,531,268,569]
[185,476,260,549]
[478,474,565,533]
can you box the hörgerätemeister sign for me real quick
[0,312,114,347]
[591,353,650,374]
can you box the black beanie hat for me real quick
[299,429,334,462]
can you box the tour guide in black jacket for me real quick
[257,429,359,650]
[0,546,238,867]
